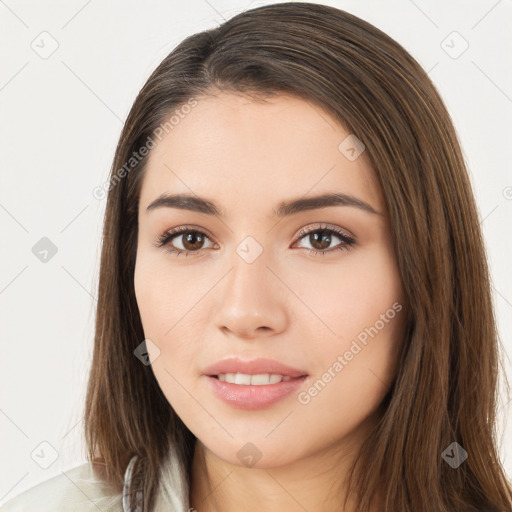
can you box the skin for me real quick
[134,91,407,512]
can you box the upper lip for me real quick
[203,357,308,378]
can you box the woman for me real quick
[3,2,511,511]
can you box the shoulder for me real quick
[0,461,123,512]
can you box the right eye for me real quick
[155,226,216,257]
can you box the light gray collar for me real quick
[122,455,143,512]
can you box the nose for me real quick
[212,249,288,340]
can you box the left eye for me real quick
[155,224,355,257]
[293,225,355,255]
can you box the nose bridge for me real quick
[214,236,288,336]
[225,237,274,304]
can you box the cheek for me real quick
[133,250,211,374]
[297,245,404,343]
[299,246,405,395]
[134,257,200,408]
[134,255,161,333]
[133,249,189,335]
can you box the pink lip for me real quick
[204,375,309,410]
[202,357,308,378]
[201,357,309,410]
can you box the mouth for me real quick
[203,357,308,381]
[204,373,309,410]
[209,373,307,385]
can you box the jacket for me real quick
[0,443,190,511]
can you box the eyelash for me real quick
[154,223,356,258]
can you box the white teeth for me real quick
[217,373,294,385]
[269,374,284,384]
[234,373,250,385]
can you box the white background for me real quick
[1,0,511,504]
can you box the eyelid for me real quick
[153,224,218,249]
[293,222,355,243]
[157,223,354,244]
[164,224,216,241]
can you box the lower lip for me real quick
[204,375,308,410]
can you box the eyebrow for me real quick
[145,192,381,217]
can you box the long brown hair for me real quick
[84,3,512,511]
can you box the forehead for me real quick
[139,92,384,217]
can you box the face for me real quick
[134,91,406,469]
